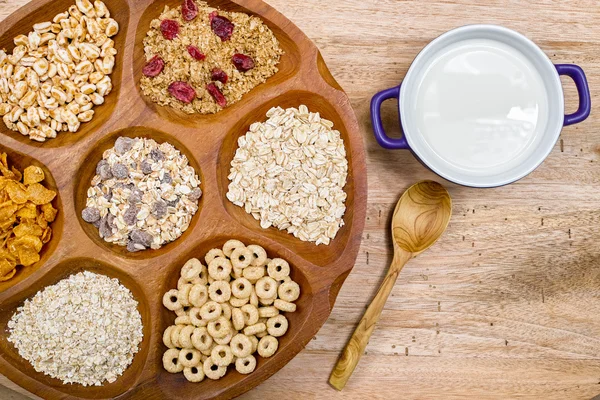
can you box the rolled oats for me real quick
[83,136,202,252]
[226,106,348,245]
[140,1,282,114]
[0,1,118,141]
[7,271,143,386]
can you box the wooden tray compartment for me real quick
[0,0,367,398]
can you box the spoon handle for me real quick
[329,249,412,390]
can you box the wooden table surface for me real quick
[1,0,599,399]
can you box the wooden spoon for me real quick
[329,180,452,390]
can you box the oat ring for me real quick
[208,280,231,303]
[179,348,201,368]
[205,248,226,265]
[189,284,208,308]
[278,281,300,302]
[175,315,192,326]
[242,266,265,282]
[211,344,234,367]
[177,283,193,307]
[230,333,252,358]
[231,277,252,299]
[229,295,249,308]
[163,349,184,373]
[163,325,175,349]
[213,330,233,345]
[267,258,290,280]
[241,304,259,326]
[232,307,245,331]
[191,327,213,351]
[230,247,253,269]
[222,239,245,257]
[170,325,183,348]
[189,307,206,327]
[221,302,232,320]
[235,355,256,374]
[207,316,231,339]
[243,322,266,336]
[199,300,222,321]
[247,244,267,267]
[248,335,259,354]
[208,257,232,281]
[183,365,205,382]
[162,289,182,311]
[258,306,279,318]
[203,356,227,380]
[255,276,277,299]
[179,325,195,349]
[274,298,296,312]
[257,335,278,358]
[267,314,288,337]
[181,258,202,281]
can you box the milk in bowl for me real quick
[414,38,549,176]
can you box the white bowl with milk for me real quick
[371,25,591,187]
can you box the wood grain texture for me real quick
[330,181,451,390]
[0,0,367,399]
[2,0,600,399]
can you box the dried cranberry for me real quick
[187,45,205,61]
[181,0,198,21]
[211,68,228,84]
[232,53,255,72]
[160,19,179,40]
[142,55,165,77]
[168,81,196,103]
[209,11,234,41]
[206,83,227,108]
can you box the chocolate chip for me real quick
[129,188,143,204]
[140,159,153,174]
[97,160,112,180]
[130,229,153,247]
[114,137,134,155]
[160,172,172,184]
[107,213,116,229]
[81,207,100,223]
[98,215,112,238]
[151,200,167,219]
[127,240,144,253]
[111,163,129,179]
[123,205,139,225]
[187,187,202,202]
[150,149,164,162]
[96,160,108,175]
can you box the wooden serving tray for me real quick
[0,0,367,398]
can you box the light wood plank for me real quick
[1,0,599,398]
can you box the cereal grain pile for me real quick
[227,106,349,245]
[0,0,119,142]
[0,153,57,281]
[8,271,143,386]
[161,240,300,382]
[141,1,282,114]
[82,137,201,252]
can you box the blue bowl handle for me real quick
[555,64,591,126]
[371,85,410,149]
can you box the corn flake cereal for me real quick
[0,153,57,280]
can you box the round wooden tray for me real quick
[0,0,367,398]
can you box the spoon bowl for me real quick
[392,181,452,254]
[329,180,451,390]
